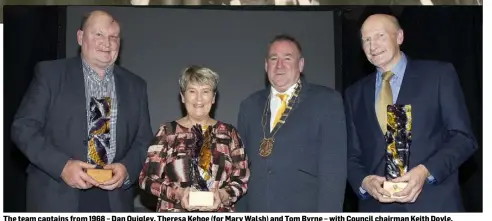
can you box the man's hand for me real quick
[392,164,429,203]
[361,175,396,203]
[61,159,99,189]
[99,163,127,190]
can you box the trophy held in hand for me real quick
[86,97,113,183]
[383,104,412,198]
[188,125,214,207]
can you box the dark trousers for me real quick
[380,203,408,212]
[78,187,111,212]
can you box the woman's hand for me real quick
[178,188,230,211]
[193,189,223,211]
[177,187,197,211]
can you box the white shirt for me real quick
[269,83,297,131]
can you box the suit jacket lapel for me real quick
[363,73,388,173]
[249,89,270,165]
[363,74,385,139]
[396,60,419,105]
[295,80,309,108]
[66,57,89,161]
[260,89,272,136]
[114,66,127,161]
[276,77,309,129]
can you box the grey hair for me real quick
[179,65,220,93]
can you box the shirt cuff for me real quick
[426,174,437,184]
[358,186,369,200]
[122,174,132,189]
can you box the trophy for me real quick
[383,104,412,198]
[188,125,214,207]
[87,167,112,183]
[86,97,113,183]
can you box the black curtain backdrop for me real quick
[3,5,482,212]
[3,5,64,212]
[341,6,482,212]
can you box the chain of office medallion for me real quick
[260,80,302,140]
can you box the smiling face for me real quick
[361,14,404,71]
[181,83,216,120]
[77,11,120,72]
[265,40,304,92]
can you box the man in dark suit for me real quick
[236,34,346,212]
[345,14,477,212]
[11,10,153,212]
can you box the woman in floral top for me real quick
[138,65,250,212]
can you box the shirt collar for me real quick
[81,58,114,80]
[376,52,407,81]
[271,82,297,99]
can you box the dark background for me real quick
[64,6,338,135]
[3,5,482,212]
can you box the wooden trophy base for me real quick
[383,181,407,198]
[86,169,113,183]
[188,191,214,207]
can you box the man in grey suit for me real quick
[235,34,347,212]
[11,10,153,212]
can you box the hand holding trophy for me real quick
[383,104,412,198]
[86,97,113,184]
[60,159,99,189]
[86,143,113,184]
